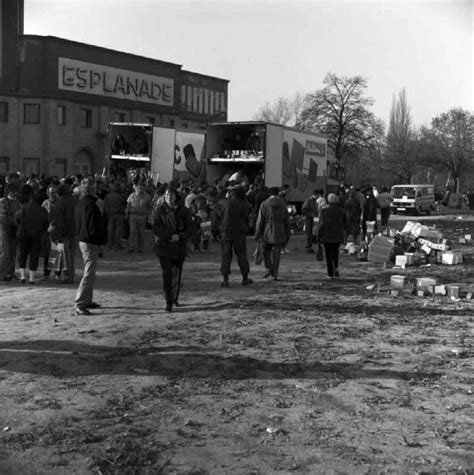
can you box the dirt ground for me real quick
[1,213,473,475]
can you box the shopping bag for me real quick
[253,242,263,265]
[48,242,64,269]
[200,220,212,239]
[316,243,324,261]
[312,217,320,236]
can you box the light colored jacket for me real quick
[126,191,151,217]
[255,195,290,245]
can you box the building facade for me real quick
[0,0,228,177]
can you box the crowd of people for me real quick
[0,169,406,313]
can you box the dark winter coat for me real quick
[319,203,347,244]
[218,191,251,238]
[54,195,77,241]
[363,193,378,221]
[16,201,49,239]
[152,202,193,259]
[75,195,106,245]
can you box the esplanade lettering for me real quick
[58,57,174,106]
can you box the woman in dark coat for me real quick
[319,193,347,278]
[152,188,193,312]
[15,189,49,283]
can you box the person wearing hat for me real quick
[255,186,290,281]
[318,193,347,278]
[217,184,253,287]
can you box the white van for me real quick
[390,184,435,215]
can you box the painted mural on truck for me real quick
[281,129,327,202]
[173,131,206,182]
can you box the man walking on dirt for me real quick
[217,185,253,287]
[255,187,290,281]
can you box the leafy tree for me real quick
[384,88,423,184]
[421,108,473,193]
[299,73,379,181]
[253,92,305,127]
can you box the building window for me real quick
[0,102,8,122]
[203,89,209,115]
[147,116,155,124]
[220,92,226,112]
[169,119,175,127]
[57,105,66,125]
[80,108,92,128]
[193,88,198,113]
[54,159,67,178]
[24,104,40,124]
[215,92,220,113]
[187,86,193,112]
[114,112,126,122]
[181,85,187,108]
[198,88,204,114]
[23,158,40,176]
[209,91,215,115]
[0,157,9,173]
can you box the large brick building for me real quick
[0,0,228,177]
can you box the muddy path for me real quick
[1,215,473,474]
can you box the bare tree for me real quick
[299,73,378,181]
[421,108,473,192]
[384,89,423,183]
[253,92,305,127]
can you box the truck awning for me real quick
[111,155,150,162]
[208,157,264,163]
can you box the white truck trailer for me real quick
[205,121,327,203]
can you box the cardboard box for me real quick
[434,285,446,295]
[391,275,407,288]
[417,238,449,251]
[368,235,394,264]
[404,253,414,265]
[446,285,460,298]
[441,251,463,265]
[416,277,437,288]
[395,255,408,268]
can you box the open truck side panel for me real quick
[107,122,205,184]
[174,131,206,182]
[264,124,284,188]
[281,127,327,202]
[150,126,175,183]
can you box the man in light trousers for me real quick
[74,177,106,316]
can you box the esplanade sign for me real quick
[58,57,174,106]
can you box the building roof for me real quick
[21,34,183,68]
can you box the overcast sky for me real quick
[24,0,473,128]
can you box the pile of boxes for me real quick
[388,274,472,300]
[363,221,467,267]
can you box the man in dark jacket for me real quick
[302,189,321,253]
[319,193,347,278]
[54,183,77,284]
[74,177,106,315]
[362,187,378,237]
[218,185,253,287]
